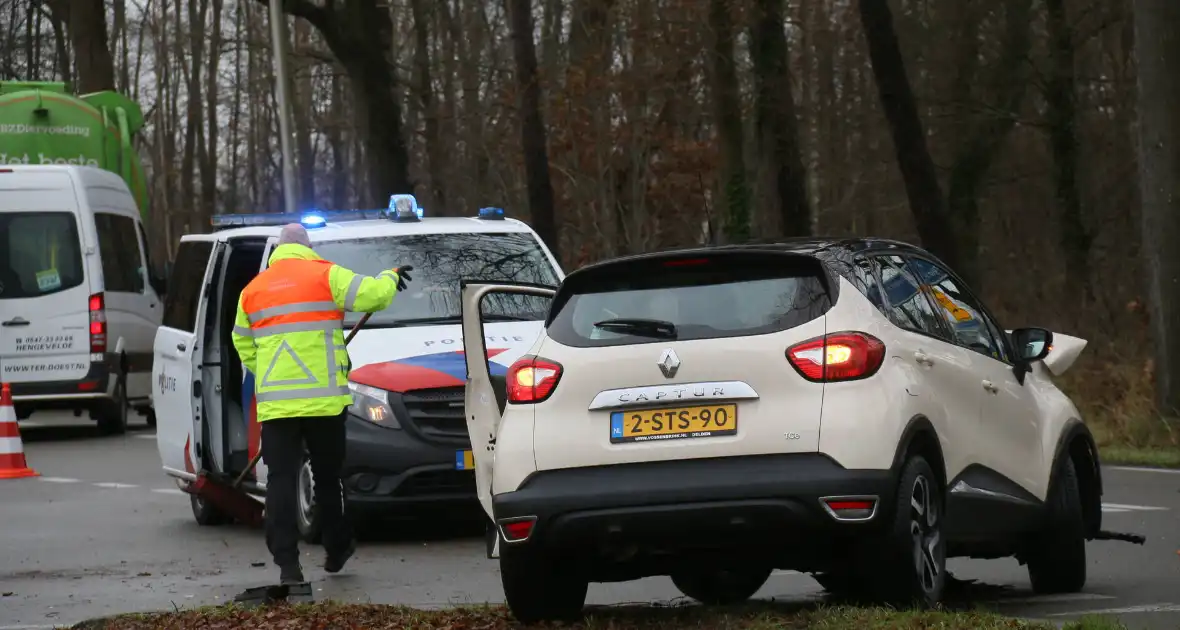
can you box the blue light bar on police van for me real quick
[389,194,423,222]
[478,207,505,220]
[210,209,388,230]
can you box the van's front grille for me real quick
[401,387,469,444]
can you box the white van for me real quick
[154,200,564,534]
[0,165,165,434]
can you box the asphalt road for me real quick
[2,413,1178,630]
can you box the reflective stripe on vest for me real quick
[241,260,350,404]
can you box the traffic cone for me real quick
[0,383,38,479]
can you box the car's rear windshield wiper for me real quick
[593,318,678,339]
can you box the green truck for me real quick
[0,80,149,221]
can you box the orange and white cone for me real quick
[0,383,38,479]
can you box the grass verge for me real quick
[72,602,1128,630]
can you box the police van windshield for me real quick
[313,232,558,327]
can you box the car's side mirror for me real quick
[1011,327,1053,363]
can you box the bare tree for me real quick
[46,0,115,92]
[505,0,559,260]
[749,0,810,237]
[1133,0,1180,418]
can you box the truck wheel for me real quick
[671,567,772,605]
[96,373,129,436]
[500,546,587,623]
[191,492,229,526]
[144,408,157,428]
[297,455,323,544]
[1026,456,1087,593]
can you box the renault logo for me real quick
[657,348,680,378]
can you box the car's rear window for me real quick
[0,211,85,299]
[546,252,833,347]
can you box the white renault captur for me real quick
[459,238,1122,623]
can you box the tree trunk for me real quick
[943,0,1033,291]
[856,0,959,272]
[708,0,750,244]
[506,0,560,261]
[749,0,811,237]
[410,0,446,212]
[63,0,116,92]
[1133,0,1180,417]
[1046,0,1091,304]
[258,0,411,207]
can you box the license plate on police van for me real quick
[609,403,738,443]
[455,450,475,470]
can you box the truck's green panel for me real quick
[0,81,150,223]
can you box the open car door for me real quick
[460,281,556,556]
[155,240,224,481]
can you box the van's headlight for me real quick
[348,382,398,427]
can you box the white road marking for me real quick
[1049,602,1180,616]
[990,592,1116,605]
[37,476,80,483]
[152,488,185,495]
[1109,465,1180,475]
[92,482,138,489]
[135,434,155,440]
[1102,502,1169,512]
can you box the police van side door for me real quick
[154,239,223,480]
[460,282,556,552]
[250,236,279,488]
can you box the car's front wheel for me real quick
[191,492,229,526]
[870,454,946,607]
[1025,456,1087,593]
[296,455,323,544]
[671,566,772,605]
[500,546,587,623]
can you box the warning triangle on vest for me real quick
[260,339,319,388]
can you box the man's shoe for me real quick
[279,563,305,585]
[324,540,357,574]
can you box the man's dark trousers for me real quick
[261,410,353,570]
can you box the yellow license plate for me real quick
[455,450,475,471]
[609,404,738,443]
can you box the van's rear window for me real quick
[0,212,84,299]
[546,253,832,347]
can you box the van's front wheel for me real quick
[95,372,129,436]
[297,455,323,543]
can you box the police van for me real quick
[153,196,564,537]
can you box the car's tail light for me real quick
[506,355,563,404]
[821,496,878,521]
[786,332,885,382]
[89,293,107,353]
[499,516,537,542]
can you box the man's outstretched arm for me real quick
[328,265,410,313]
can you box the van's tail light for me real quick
[89,293,107,353]
[787,332,885,382]
[506,355,563,404]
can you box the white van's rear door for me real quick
[0,172,93,387]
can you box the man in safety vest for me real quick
[231,224,412,585]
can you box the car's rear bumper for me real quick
[341,413,478,515]
[491,453,896,578]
